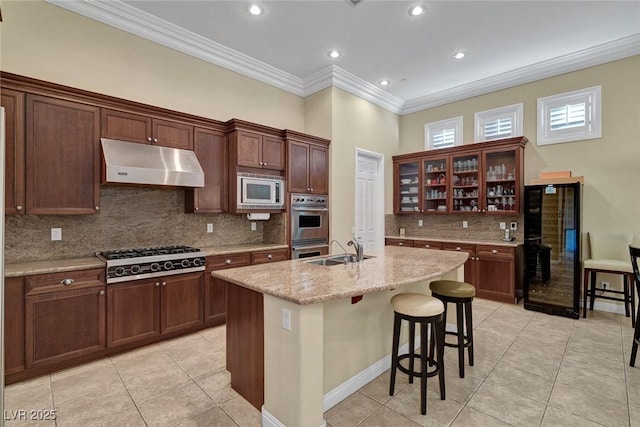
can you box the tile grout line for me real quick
[106,357,149,427]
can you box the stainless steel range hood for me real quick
[101,138,204,188]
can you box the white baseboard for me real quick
[262,406,327,427]
[590,300,627,315]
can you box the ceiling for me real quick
[50,0,640,114]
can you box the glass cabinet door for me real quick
[397,160,420,214]
[422,157,448,213]
[452,153,480,213]
[484,148,518,213]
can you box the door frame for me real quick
[354,148,385,250]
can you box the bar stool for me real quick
[629,245,640,367]
[429,280,476,378]
[389,293,446,415]
[583,232,635,326]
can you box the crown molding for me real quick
[401,33,640,115]
[47,1,640,117]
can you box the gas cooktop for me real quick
[96,245,207,284]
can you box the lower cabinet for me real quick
[107,272,204,347]
[5,277,25,375]
[442,242,477,285]
[385,238,415,247]
[24,269,106,368]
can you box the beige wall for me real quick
[0,0,304,130]
[399,56,640,244]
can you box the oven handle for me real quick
[292,244,329,251]
[292,207,329,212]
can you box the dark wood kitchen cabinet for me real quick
[384,238,415,247]
[442,242,476,285]
[286,130,330,195]
[26,94,101,214]
[185,126,228,213]
[107,272,204,347]
[5,277,25,375]
[474,245,518,303]
[250,248,289,265]
[230,130,284,171]
[205,253,251,326]
[2,89,26,215]
[101,108,194,150]
[24,269,106,368]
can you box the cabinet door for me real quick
[152,119,194,150]
[236,131,262,168]
[475,245,515,302]
[107,279,160,347]
[261,136,285,171]
[443,243,476,284]
[101,108,152,144]
[160,272,205,335]
[5,277,25,375]
[414,240,443,250]
[2,89,25,215]
[309,144,328,194]
[25,285,106,368]
[205,253,251,326]
[186,127,227,213]
[451,152,481,214]
[26,95,100,214]
[385,238,415,247]
[422,157,449,213]
[483,147,520,214]
[395,160,420,214]
[287,140,310,193]
[251,248,289,265]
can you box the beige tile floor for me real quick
[4,298,639,426]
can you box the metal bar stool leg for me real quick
[389,312,401,396]
[465,300,474,366]
[589,271,597,311]
[408,320,416,384]
[420,321,428,415]
[436,317,446,400]
[456,303,465,378]
[631,274,637,328]
[583,269,590,318]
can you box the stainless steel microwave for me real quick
[237,173,285,209]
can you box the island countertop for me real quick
[212,245,468,305]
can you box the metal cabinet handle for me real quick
[153,138,158,143]
[147,137,153,142]
[162,281,167,286]
[268,254,273,259]
[492,249,498,254]
[94,206,100,211]
[60,278,75,286]
[99,290,105,296]
[263,163,267,166]
[225,259,232,265]
[194,207,199,211]
[425,245,430,248]
[310,188,314,192]
[398,242,404,246]
[455,246,461,251]
[155,282,160,287]
[16,205,23,211]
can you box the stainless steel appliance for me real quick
[290,193,329,259]
[523,183,582,319]
[96,245,207,284]
[237,173,285,210]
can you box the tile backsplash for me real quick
[5,187,284,263]
[386,213,523,242]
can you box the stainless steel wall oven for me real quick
[290,194,329,259]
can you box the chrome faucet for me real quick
[330,240,349,262]
[347,238,364,262]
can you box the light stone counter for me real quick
[212,245,468,427]
[387,234,522,247]
[4,243,288,277]
[213,245,468,305]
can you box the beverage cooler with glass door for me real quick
[523,182,582,319]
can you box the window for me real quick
[474,103,523,141]
[537,86,601,146]
[425,116,463,150]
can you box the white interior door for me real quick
[355,149,384,250]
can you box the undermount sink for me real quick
[305,254,374,266]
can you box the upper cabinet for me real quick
[26,94,101,214]
[185,126,227,213]
[1,89,26,215]
[101,109,194,150]
[227,120,285,171]
[393,137,527,215]
[285,130,330,195]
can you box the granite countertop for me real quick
[4,243,289,277]
[212,246,468,305]
[386,235,522,248]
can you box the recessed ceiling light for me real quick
[328,50,340,59]
[248,4,263,15]
[379,80,390,86]
[408,5,426,16]
[452,51,466,60]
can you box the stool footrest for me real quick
[396,353,441,378]
[443,331,472,349]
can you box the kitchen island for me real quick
[212,245,468,427]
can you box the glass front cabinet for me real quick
[393,137,527,215]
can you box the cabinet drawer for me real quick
[414,240,443,250]
[385,238,415,247]
[251,249,288,265]
[442,242,475,254]
[476,245,515,261]
[206,253,251,270]
[25,268,105,296]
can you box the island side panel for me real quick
[226,281,264,410]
